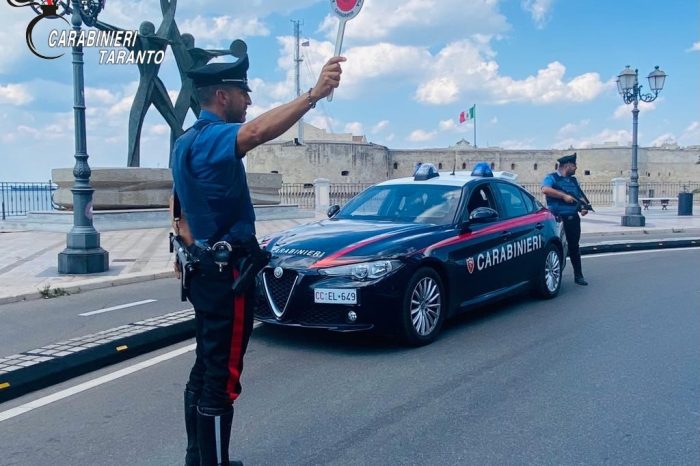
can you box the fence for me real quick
[515,181,614,206]
[0,181,57,219]
[638,181,700,201]
[280,182,373,209]
[282,180,700,211]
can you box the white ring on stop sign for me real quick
[328,0,364,101]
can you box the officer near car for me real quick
[541,152,590,286]
[170,39,345,466]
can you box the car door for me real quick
[446,181,506,308]
[492,181,542,288]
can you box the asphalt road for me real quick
[0,249,698,465]
[0,278,187,355]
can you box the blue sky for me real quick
[1,0,698,181]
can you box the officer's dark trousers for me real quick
[185,254,254,465]
[562,214,583,278]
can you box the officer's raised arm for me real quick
[236,56,346,154]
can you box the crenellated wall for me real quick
[246,138,700,185]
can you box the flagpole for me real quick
[473,105,477,148]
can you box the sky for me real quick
[0,0,698,181]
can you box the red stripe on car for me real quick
[423,210,554,255]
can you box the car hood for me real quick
[263,219,447,269]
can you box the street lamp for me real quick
[57,0,109,273]
[616,65,667,227]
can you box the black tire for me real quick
[534,243,562,299]
[398,267,446,346]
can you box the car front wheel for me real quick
[399,267,445,346]
[535,243,562,298]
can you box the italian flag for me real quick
[459,105,476,123]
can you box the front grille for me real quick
[296,305,349,326]
[263,268,298,316]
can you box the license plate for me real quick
[314,288,357,304]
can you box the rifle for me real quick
[575,197,594,213]
[169,232,198,302]
[231,238,271,295]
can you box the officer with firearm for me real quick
[171,39,345,465]
[541,153,591,286]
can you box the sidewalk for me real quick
[0,207,699,305]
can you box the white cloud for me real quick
[650,133,676,147]
[490,62,607,105]
[0,84,33,105]
[557,120,590,137]
[85,88,119,105]
[687,42,700,52]
[613,99,659,119]
[416,77,461,105]
[148,124,170,136]
[371,120,390,134]
[319,0,509,44]
[553,128,632,149]
[439,119,456,131]
[344,122,364,135]
[408,129,437,142]
[180,16,270,45]
[499,138,536,150]
[678,121,700,146]
[521,0,554,28]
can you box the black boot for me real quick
[184,389,200,466]
[574,275,588,286]
[197,407,242,466]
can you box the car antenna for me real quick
[451,151,456,176]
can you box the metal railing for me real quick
[330,182,374,206]
[280,182,374,209]
[280,183,315,209]
[638,181,700,202]
[520,181,700,207]
[0,181,57,219]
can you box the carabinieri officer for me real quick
[541,152,589,286]
[171,40,345,466]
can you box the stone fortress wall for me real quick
[247,123,700,185]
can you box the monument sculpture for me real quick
[54,0,283,210]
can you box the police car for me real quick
[255,163,566,346]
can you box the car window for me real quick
[496,182,530,218]
[338,184,462,225]
[466,184,497,216]
[521,190,536,213]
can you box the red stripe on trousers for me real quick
[226,267,246,401]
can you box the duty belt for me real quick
[189,240,241,272]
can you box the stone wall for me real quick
[246,140,700,185]
[246,141,390,183]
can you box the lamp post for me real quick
[58,0,109,273]
[616,65,667,227]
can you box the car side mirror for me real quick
[327,204,340,218]
[468,207,499,224]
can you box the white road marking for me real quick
[0,343,195,423]
[0,321,263,423]
[80,299,157,316]
[583,247,699,259]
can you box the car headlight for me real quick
[319,260,403,280]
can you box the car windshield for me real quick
[336,184,462,225]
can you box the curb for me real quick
[0,270,176,306]
[581,237,700,255]
[0,311,194,403]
